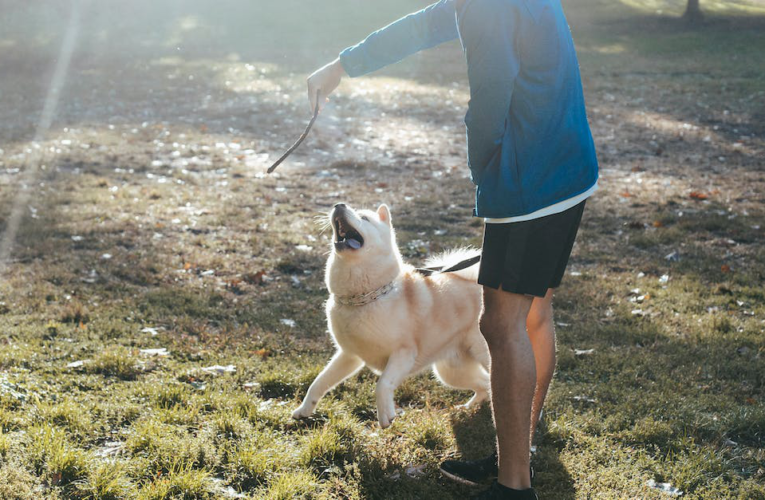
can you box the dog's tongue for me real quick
[347,238,361,249]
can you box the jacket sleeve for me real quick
[339,0,459,78]
[460,0,520,185]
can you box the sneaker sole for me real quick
[439,466,535,487]
[438,467,484,487]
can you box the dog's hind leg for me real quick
[292,350,364,419]
[433,354,490,408]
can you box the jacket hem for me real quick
[473,176,598,219]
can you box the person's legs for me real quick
[480,286,535,490]
[526,288,556,441]
[442,201,586,496]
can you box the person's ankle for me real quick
[495,482,537,499]
[498,478,532,490]
[498,464,532,489]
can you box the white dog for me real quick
[292,202,490,428]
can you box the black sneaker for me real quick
[440,451,498,486]
[472,481,538,500]
[440,452,534,486]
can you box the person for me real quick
[305,0,598,498]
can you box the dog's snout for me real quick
[333,203,346,209]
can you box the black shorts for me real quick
[477,200,586,298]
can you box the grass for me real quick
[0,0,764,498]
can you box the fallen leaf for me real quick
[405,464,427,478]
[647,479,683,497]
[689,191,709,200]
[652,220,664,228]
[665,251,680,262]
[573,396,597,404]
[96,441,125,457]
[721,265,732,273]
[243,271,266,285]
[140,348,169,357]
[225,278,242,289]
[201,365,236,375]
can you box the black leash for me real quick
[267,90,321,174]
[415,253,481,276]
[267,91,479,276]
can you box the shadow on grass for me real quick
[449,404,577,499]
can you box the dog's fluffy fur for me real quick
[292,203,489,428]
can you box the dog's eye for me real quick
[361,216,369,222]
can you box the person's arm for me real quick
[339,0,458,78]
[307,0,458,112]
[460,0,521,185]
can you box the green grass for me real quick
[0,0,764,498]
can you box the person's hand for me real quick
[307,58,345,113]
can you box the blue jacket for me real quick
[339,0,598,218]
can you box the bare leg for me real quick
[480,286,535,490]
[292,350,364,418]
[526,288,556,442]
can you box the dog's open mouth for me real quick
[334,216,364,251]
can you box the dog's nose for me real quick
[333,203,346,209]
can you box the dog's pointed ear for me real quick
[377,204,391,226]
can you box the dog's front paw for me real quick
[291,403,314,420]
[377,399,397,429]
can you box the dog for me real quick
[292,202,490,428]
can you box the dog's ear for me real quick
[377,204,391,226]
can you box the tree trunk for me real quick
[683,0,704,23]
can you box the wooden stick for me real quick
[267,90,321,174]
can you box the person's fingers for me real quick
[307,79,317,114]
[316,88,327,113]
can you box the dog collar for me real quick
[333,279,398,307]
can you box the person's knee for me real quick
[479,307,525,351]
[527,302,553,335]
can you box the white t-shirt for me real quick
[485,182,598,224]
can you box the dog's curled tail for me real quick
[423,247,481,280]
